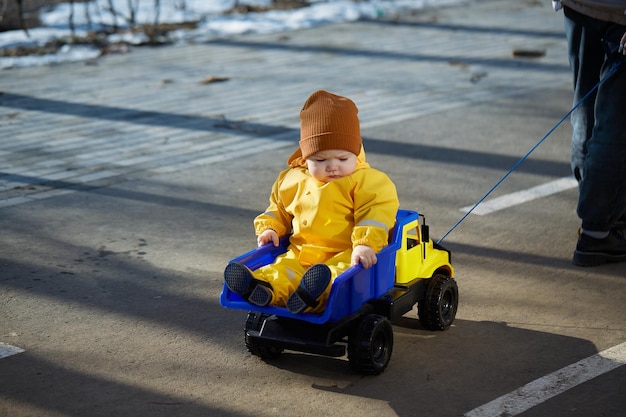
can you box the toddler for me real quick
[224,90,399,314]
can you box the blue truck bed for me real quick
[219,209,418,324]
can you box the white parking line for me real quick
[464,342,626,417]
[0,343,25,359]
[461,176,578,215]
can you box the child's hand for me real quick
[351,245,377,269]
[257,230,279,247]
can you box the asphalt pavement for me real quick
[1,1,625,416]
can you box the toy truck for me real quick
[220,209,458,374]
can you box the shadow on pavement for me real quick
[265,319,602,417]
[0,92,293,137]
[206,37,569,73]
[0,351,248,417]
[359,18,565,39]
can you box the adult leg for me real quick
[577,34,626,232]
[563,6,604,180]
[572,19,626,265]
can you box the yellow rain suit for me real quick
[251,146,399,313]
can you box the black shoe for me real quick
[286,264,331,314]
[573,229,626,266]
[224,262,273,306]
[247,283,273,307]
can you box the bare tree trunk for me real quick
[68,0,75,35]
[0,0,8,24]
[84,1,93,32]
[16,0,29,36]
[154,0,160,27]
[127,0,136,26]
[106,0,119,31]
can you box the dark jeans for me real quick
[564,6,626,232]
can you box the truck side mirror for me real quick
[422,224,429,242]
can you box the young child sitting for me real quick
[224,90,399,314]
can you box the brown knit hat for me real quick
[299,90,362,160]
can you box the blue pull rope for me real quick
[436,60,622,245]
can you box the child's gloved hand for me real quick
[257,230,279,247]
[351,245,377,269]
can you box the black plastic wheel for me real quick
[348,314,393,375]
[418,274,458,330]
[244,312,283,359]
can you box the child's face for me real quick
[306,149,357,183]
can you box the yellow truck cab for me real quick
[395,214,454,284]
[372,212,457,331]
